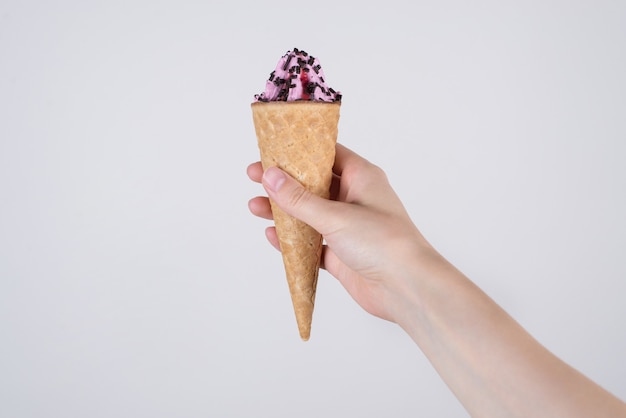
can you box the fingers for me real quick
[337,147,406,217]
[250,144,366,188]
[329,172,341,201]
[248,196,273,220]
[262,166,343,236]
[331,144,393,205]
[251,144,368,182]
[247,161,264,183]
[333,143,371,176]
[251,144,367,183]
[265,226,280,251]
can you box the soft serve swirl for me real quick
[254,48,341,103]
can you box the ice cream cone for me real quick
[251,100,340,341]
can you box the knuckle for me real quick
[352,161,389,191]
[287,185,311,209]
[369,163,388,182]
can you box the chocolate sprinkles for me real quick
[282,54,292,71]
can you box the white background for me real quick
[1,1,625,417]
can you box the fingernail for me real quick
[262,167,286,192]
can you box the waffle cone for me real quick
[251,101,340,341]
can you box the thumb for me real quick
[262,166,338,234]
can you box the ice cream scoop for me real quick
[254,48,342,103]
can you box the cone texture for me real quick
[251,101,340,341]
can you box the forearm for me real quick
[394,250,626,418]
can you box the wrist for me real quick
[384,233,450,329]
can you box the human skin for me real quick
[247,143,626,417]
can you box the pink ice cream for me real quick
[254,48,342,103]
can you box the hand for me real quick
[247,144,626,417]
[247,143,434,323]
